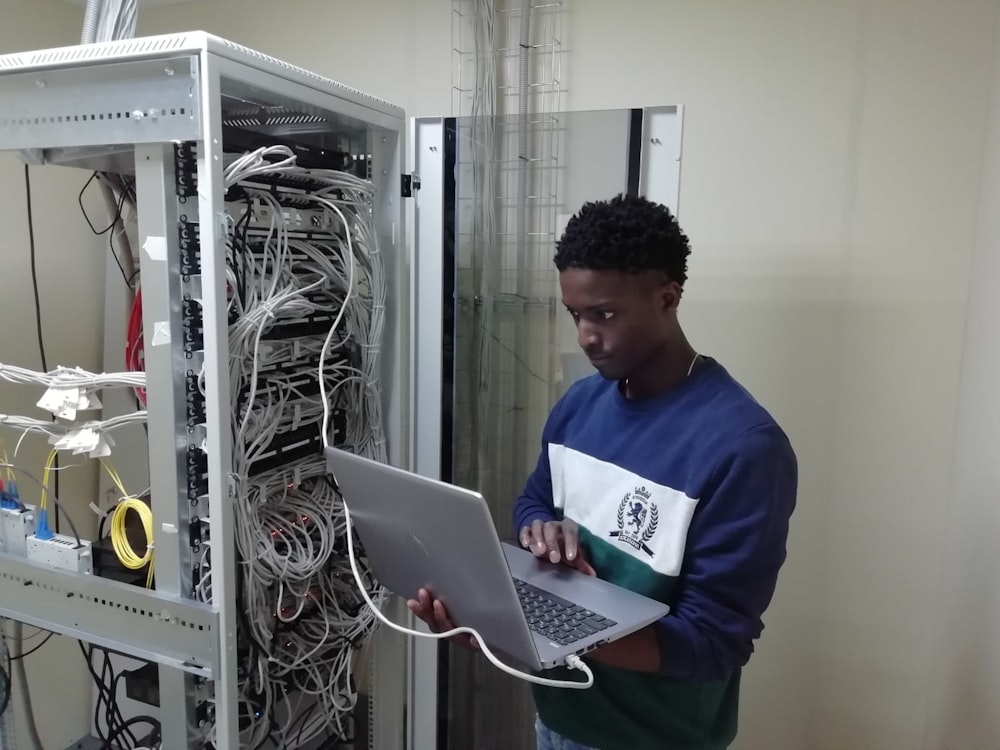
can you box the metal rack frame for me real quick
[0,32,412,749]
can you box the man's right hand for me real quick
[406,588,478,650]
[519,518,596,576]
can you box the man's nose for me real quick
[577,321,600,350]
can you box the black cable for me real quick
[290,701,318,747]
[81,641,111,740]
[99,714,160,750]
[9,631,52,661]
[78,172,111,233]
[108,669,131,742]
[106,186,130,287]
[0,630,11,719]
[24,166,46,372]
[24,164,62,535]
[0,669,8,721]
[79,171,133,288]
[78,641,137,746]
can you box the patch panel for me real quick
[0,503,36,557]
[26,533,93,574]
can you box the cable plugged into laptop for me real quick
[341,500,595,690]
[315,341,593,690]
[563,654,588,674]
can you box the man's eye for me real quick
[564,309,613,322]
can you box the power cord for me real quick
[78,641,138,746]
[12,622,43,750]
[7,631,52,662]
[98,715,160,750]
[0,627,10,720]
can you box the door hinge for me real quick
[401,173,420,198]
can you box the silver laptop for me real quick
[325,447,670,671]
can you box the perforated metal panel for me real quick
[0,33,200,70]
[0,552,218,676]
[0,55,201,149]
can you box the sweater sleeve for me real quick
[655,423,797,680]
[511,443,558,536]
[511,390,574,536]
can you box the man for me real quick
[409,194,797,749]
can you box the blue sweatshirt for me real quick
[513,357,797,750]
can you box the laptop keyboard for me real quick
[513,578,618,646]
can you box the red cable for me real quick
[125,288,146,405]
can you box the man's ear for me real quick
[657,280,682,311]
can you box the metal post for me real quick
[134,143,199,748]
[407,117,448,750]
[196,67,241,750]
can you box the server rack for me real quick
[0,32,417,749]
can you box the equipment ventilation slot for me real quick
[28,35,190,65]
[0,108,187,127]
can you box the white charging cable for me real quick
[313,213,592,690]
[340,499,594,689]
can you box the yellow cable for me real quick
[39,449,58,511]
[102,461,154,587]
[100,459,128,499]
[110,497,155,588]
[0,441,14,482]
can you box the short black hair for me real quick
[553,194,690,289]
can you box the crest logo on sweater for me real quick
[609,485,659,556]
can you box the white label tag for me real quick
[143,235,167,262]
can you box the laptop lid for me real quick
[325,447,542,668]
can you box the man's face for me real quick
[559,268,678,381]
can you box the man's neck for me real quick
[622,341,699,401]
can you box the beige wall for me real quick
[0,3,109,746]
[923,8,1000,746]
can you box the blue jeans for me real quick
[535,717,598,750]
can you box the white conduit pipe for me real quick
[516,0,532,277]
[81,0,100,43]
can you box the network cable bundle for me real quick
[170,143,389,747]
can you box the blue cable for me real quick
[34,508,53,540]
